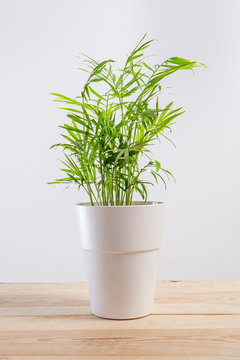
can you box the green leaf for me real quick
[155,160,160,172]
[59,124,93,137]
[88,86,106,101]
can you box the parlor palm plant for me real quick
[50,34,205,205]
[50,35,206,319]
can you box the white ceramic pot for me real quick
[76,201,165,319]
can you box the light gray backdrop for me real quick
[0,0,239,281]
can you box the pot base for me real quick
[92,311,152,320]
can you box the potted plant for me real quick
[49,34,205,319]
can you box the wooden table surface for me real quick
[0,280,240,359]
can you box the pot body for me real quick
[77,201,165,319]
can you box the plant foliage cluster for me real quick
[50,34,205,205]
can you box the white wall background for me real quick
[0,0,239,282]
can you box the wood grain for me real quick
[0,280,239,359]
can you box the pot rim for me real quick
[76,201,165,208]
